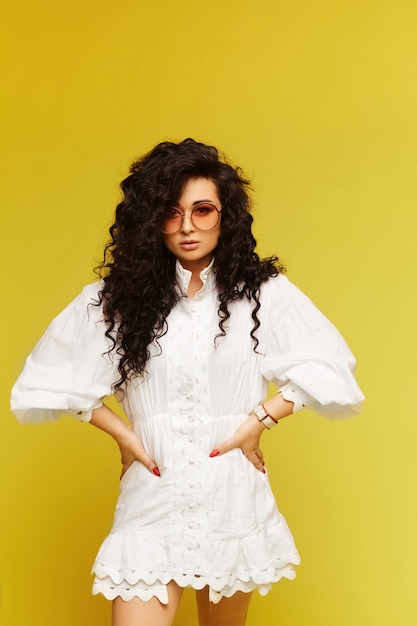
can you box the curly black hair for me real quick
[96,138,284,391]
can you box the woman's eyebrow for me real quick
[175,199,218,208]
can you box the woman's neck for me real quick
[177,256,213,298]
[187,274,203,298]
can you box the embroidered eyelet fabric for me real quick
[11,262,364,604]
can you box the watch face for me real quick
[255,404,268,419]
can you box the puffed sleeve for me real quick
[260,275,365,419]
[10,282,119,424]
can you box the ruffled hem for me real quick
[91,502,300,604]
[92,561,298,604]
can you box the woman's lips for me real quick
[179,240,199,250]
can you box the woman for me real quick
[11,138,364,626]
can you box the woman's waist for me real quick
[131,411,248,442]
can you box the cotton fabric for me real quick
[11,264,364,603]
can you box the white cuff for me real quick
[73,400,104,423]
[279,383,312,413]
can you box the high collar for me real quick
[175,259,216,298]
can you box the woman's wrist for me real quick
[252,394,295,430]
[247,411,269,433]
[253,404,278,430]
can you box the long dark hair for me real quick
[96,138,284,391]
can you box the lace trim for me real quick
[92,562,297,604]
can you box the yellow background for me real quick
[2,1,416,624]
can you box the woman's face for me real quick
[162,177,221,273]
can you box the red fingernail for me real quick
[152,467,161,476]
[209,449,220,458]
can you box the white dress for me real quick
[11,264,364,604]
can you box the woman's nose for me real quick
[180,213,195,234]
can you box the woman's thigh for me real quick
[195,587,253,626]
[112,581,183,626]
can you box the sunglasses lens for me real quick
[161,204,220,234]
[162,209,182,234]
[191,204,219,230]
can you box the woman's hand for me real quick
[209,413,267,472]
[208,395,295,472]
[118,429,160,478]
[90,404,160,477]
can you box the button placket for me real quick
[166,291,216,570]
